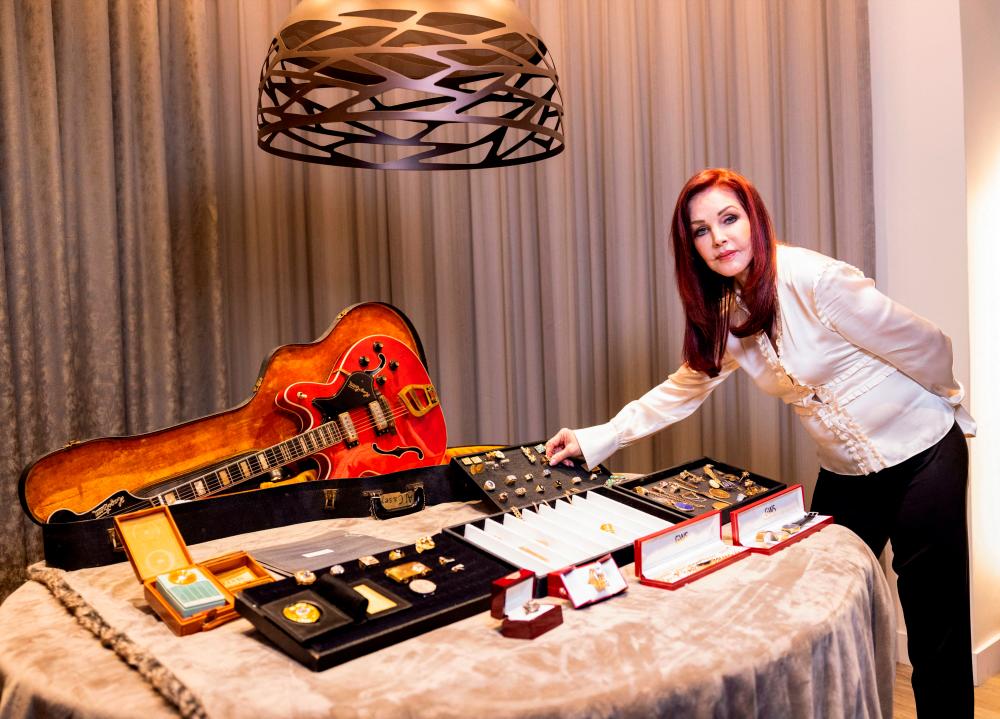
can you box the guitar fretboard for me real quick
[146,419,348,507]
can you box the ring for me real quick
[294,569,316,585]
[483,480,496,492]
[524,600,540,614]
[329,564,345,575]
[600,522,615,534]
[438,556,455,565]
[388,549,405,561]
[451,563,466,572]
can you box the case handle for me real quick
[366,484,425,520]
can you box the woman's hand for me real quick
[545,428,582,466]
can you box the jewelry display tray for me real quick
[443,486,686,598]
[449,442,613,511]
[234,532,516,671]
[613,457,786,525]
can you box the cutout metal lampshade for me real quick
[257,0,565,170]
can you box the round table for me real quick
[0,501,895,719]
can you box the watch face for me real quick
[408,579,437,596]
[282,600,322,624]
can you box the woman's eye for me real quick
[723,214,738,224]
[693,226,707,237]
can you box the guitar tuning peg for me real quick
[389,360,399,371]
[359,356,370,367]
[373,341,383,352]
[377,376,387,386]
[296,391,307,400]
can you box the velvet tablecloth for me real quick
[0,500,895,719]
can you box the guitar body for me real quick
[19,303,437,524]
[277,335,447,479]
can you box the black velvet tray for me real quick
[610,457,786,524]
[450,441,613,511]
[443,486,686,597]
[235,532,515,671]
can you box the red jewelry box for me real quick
[730,484,833,555]
[547,554,627,608]
[114,506,272,635]
[491,569,562,639]
[634,510,749,589]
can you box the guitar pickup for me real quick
[398,384,439,418]
[338,412,359,447]
[368,400,393,435]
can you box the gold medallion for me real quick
[282,601,322,624]
[708,487,730,500]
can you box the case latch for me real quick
[365,483,425,520]
[323,488,339,511]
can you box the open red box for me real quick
[491,569,563,639]
[730,484,833,554]
[635,510,749,589]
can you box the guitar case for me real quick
[19,302,476,570]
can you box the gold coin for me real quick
[283,601,321,624]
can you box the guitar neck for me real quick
[148,421,347,507]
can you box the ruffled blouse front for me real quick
[574,245,975,476]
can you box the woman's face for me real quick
[688,185,753,286]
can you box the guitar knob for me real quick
[297,391,307,400]
[377,376,387,386]
[359,356,370,367]
[373,341,383,352]
[389,360,399,371]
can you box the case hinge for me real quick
[107,527,124,552]
[323,488,339,511]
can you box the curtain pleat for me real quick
[0,0,873,601]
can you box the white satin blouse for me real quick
[575,245,976,476]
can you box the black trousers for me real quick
[810,422,972,718]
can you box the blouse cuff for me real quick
[574,422,620,470]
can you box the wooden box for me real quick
[114,506,272,635]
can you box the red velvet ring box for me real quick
[491,569,563,639]
[730,484,833,554]
[635,510,749,589]
[547,554,627,608]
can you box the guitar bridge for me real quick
[398,384,439,417]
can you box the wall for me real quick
[868,0,1000,684]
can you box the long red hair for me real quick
[670,169,777,376]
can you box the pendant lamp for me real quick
[257,0,565,170]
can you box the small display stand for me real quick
[490,569,563,639]
[634,510,750,589]
[730,485,833,554]
[113,506,272,635]
[548,554,627,608]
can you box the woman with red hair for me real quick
[546,168,975,716]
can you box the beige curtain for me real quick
[0,0,872,601]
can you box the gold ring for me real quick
[600,522,616,534]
